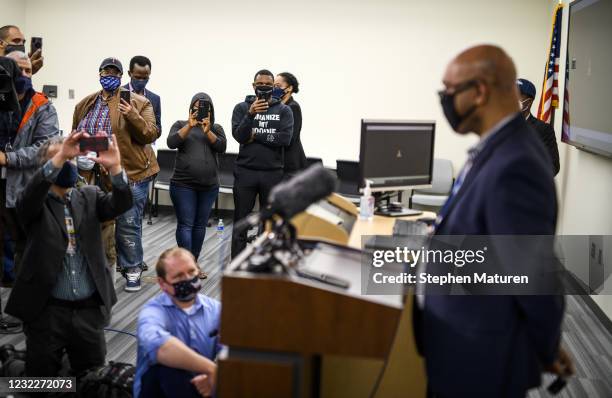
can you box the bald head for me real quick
[441,45,521,136]
[450,45,517,94]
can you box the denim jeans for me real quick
[169,183,219,260]
[115,180,150,271]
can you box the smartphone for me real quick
[120,90,131,104]
[30,37,42,54]
[197,99,211,121]
[80,136,109,152]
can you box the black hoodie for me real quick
[167,92,227,190]
[231,95,293,170]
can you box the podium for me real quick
[217,238,426,397]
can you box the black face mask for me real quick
[169,275,202,302]
[55,162,78,188]
[4,44,25,55]
[439,80,479,132]
[255,85,273,101]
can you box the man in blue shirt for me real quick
[135,247,220,398]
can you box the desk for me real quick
[320,211,434,398]
[348,213,434,249]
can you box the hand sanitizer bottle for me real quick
[359,180,375,220]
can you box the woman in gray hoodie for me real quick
[167,93,226,265]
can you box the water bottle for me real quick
[216,219,228,270]
[216,219,225,238]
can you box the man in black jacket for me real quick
[231,69,293,257]
[5,132,133,377]
[517,78,560,176]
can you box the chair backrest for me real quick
[335,160,360,196]
[415,158,454,195]
[155,149,177,184]
[306,157,323,167]
[218,152,237,188]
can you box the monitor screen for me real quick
[359,120,435,191]
[563,0,612,158]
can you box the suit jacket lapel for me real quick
[437,114,523,231]
[48,198,68,238]
[68,190,83,233]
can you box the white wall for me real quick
[0,0,26,30]
[21,0,553,171]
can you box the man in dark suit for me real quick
[5,132,132,377]
[415,45,573,397]
[124,55,161,136]
[517,78,560,176]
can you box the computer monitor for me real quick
[359,119,435,192]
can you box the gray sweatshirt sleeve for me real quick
[6,104,59,169]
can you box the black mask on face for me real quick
[255,85,273,101]
[55,162,78,188]
[3,44,25,55]
[439,80,479,132]
[168,275,202,302]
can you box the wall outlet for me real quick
[68,89,75,99]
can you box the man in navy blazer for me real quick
[415,45,573,397]
[124,55,161,136]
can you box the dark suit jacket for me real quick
[5,167,133,323]
[526,114,560,176]
[415,114,565,397]
[123,84,162,134]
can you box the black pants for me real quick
[23,299,107,377]
[0,179,25,281]
[140,365,201,398]
[231,166,283,257]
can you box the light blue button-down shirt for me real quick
[134,293,222,398]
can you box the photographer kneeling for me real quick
[5,132,132,378]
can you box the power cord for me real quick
[104,328,137,338]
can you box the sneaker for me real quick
[124,267,142,292]
[141,261,149,271]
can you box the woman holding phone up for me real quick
[167,93,226,271]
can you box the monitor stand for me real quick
[375,207,422,217]
[373,192,422,217]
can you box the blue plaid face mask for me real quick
[100,75,121,92]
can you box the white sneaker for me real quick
[124,267,142,292]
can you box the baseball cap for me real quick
[99,57,123,74]
[517,78,536,99]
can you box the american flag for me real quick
[537,4,563,124]
[562,56,570,142]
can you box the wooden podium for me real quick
[218,236,426,397]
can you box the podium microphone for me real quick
[234,164,336,233]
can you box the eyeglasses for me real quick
[100,70,122,77]
[437,79,479,99]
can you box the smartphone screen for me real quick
[197,99,211,121]
[79,136,109,152]
[120,90,131,104]
[30,37,42,54]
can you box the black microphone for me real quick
[267,163,336,220]
[234,164,336,233]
